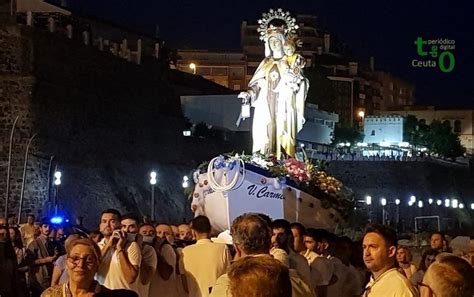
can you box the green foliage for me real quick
[403,115,429,148]
[404,116,465,159]
[426,120,465,159]
[332,124,364,146]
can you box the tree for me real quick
[426,120,465,160]
[332,124,364,146]
[403,115,429,149]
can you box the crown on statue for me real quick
[257,8,299,41]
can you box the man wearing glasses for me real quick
[420,255,474,297]
[362,224,417,297]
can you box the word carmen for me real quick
[413,37,455,73]
[247,184,284,200]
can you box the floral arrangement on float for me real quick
[185,152,354,218]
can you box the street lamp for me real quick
[150,171,157,221]
[395,199,401,205]
[358,110,365,127]
[189,63,196,74]
[182,176,189,188]
[366,196,372,205]
[459,203,464,209]
[445,199,450,208]
[428,198,433,205]
[380,198,387,225]
[436,199,442,206]
[418,201,423,208]
[471,203,474,210]
[452,199,459,209]
[54,171,61,215]
[409,196,416,204]
[365,196,372,223]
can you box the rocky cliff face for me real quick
[0,21,247,228]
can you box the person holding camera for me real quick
[120,214,157,297]
[96,209,142,294]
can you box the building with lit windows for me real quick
[176,50,247,90]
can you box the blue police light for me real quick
[50,216,64,224]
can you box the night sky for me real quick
[59,0,473,108]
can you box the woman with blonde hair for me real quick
[41,238,108,297]
[396,245,416,279]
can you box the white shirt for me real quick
[136,245,157,297]
[149,243,180,297]
[96,238,142,293]
[304,250,334,287]
[289,250,312,288]
[363,268,417,297]
[326,257,354,297]
[180,239,231,297]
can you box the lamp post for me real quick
[366,196,372,222]
[150,171,157,221]
[18,133,37,224]
[189,63,196,75]
[358,110,365,127]
[395,198,401,228]
[380,198,387,225]
[53,170,61,215]
[5,115,19,218]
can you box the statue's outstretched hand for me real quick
[238,91,251,105]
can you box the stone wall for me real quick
[0,21,246,228]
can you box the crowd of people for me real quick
[1,211,474,297]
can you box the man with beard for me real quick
[26,218,62,297]
[121,214,156,297]
[96,209,142,293]
[362,224,416,297]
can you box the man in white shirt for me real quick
[304,228,335,297]
[210,213,315,297]
[271,219,312,288]
[180,215,231,297]
[121,215,157,297]
[96,209,142,293]
[20,214,36,247]
[142,223,180,297]
[362,223,417,297]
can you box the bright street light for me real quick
[418,201,423,208]
[471,203,474,210]
[452,199,459,209]
[150,171,157,185]
[445,199,450,208]
[150,171,157,221]
[358,111,365,118]
[189,63,196,74]
[428,198,433,205]
[182,175,189,188]
[436,199,442,206]
[54,171,62,185]
[366,196,372,205]
[380,198,387,206]
[395,199,400,205]
[459,203,464,209]
[410,196,416,203]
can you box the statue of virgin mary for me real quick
[239,9,309,159]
